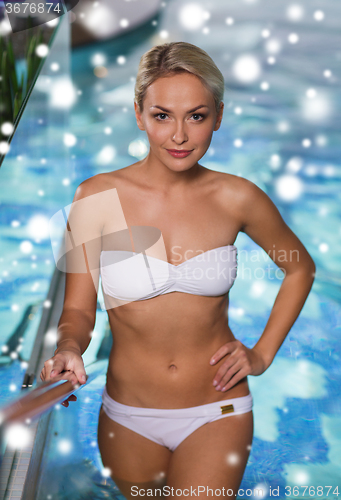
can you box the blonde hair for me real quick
[134,42,224,114]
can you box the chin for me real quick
[166,161,198,172]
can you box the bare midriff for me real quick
[105,291,250,409]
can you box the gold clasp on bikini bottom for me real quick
[220,404,234,414]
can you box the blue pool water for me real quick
[1,0,341,497]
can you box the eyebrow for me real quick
[150,105,209,113]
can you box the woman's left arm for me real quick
[211,179,316,392]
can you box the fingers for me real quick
[59,370,79,386]
[40,352,87,410]
[213,351,239,389]
[212,341,253,391]
[41,353,86,386]
[40,359,54,381]
[220,368,248,392]
[40,353,86,410]
[61,395,77,407]
[62,365,86,386]
[73,360,87,385]
[52,353,86,385]
[50,358,66,379]
[210,342,236,365]
[216,359,248,391]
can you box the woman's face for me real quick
[134,72,224,172]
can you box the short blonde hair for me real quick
[134,42,224,114]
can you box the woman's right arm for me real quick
[40,178,103,394]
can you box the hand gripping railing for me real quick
[0,360,104,430]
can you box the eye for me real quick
[191,113,204,121]
[154,113,168,120]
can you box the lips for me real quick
[166,149,193,158]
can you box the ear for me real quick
[213,102,224,131]
[134,101,145,131]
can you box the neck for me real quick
[138,150,203,192]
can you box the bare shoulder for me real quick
[210,171,315,271]
[205,169,258,209]
[73,163,141,201]
[73,172,117,201]
[69,169,133,234]
[209,169,285,239]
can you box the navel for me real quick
[168,364,177,370]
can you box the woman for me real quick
[40,42,315,499]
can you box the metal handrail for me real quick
[0,361,106,428]
[0,377,78,428]
[0,364,102,500]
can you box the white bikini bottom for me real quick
[101,386,253,452]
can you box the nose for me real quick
[172,120,188,145]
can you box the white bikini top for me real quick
[100,245,238,302]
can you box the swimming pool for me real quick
[1,0,340,497]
